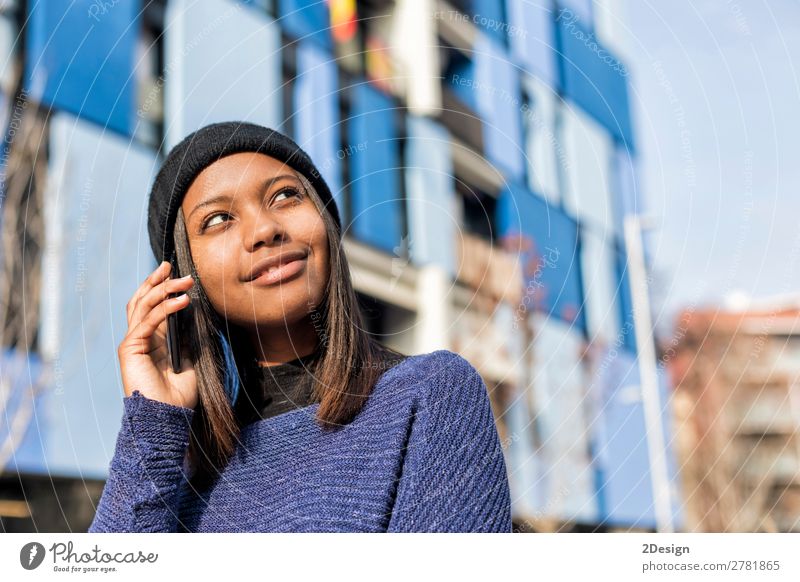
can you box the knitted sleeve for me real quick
[387,350,513,532]
[88,390,194,532]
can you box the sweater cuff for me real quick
[112,390,195,482]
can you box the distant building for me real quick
[668,302,800,532]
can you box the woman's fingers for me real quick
[126,261,171,325]
[118,260,200,409]
[128,272,194,330]
[124,292,191,350]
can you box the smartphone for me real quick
[166,251,182,373]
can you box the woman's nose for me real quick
[242,210,286,252]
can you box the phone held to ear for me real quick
[166,251,182,373]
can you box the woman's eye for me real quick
[202,213,229,230]
[274,188,301,204]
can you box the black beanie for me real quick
[147,121,342,265]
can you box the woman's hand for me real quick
[118,260,198,409]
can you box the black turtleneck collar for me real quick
[234,350,320,425]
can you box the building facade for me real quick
[0,0,684,532]
[669,304,800,532]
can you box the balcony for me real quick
[451,232,524,384]
[738,439,800,484]
[455,232,523,308]
[729,382,799,436]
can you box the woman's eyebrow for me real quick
[188,174,299,221]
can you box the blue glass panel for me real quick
[610,144,639,239]
[474,33,525,180]
[506,0,558,87]
[556,12,634,148]
[277,0,332,50]
[0,349,46,474]
[590,347,685,529]
[24,0,139,136]
[404,115,456,275]
[293,41,343,209]
[163,0,282,150]
[557,0,593,26]
[496,181,586,332]
[615,247,638,353]
[348,83,403,254]
[447,52,478,109]
[472,0,508,45]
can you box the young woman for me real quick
[89,121,512,533]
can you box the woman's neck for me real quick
[246,317,321,367]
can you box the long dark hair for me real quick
[171,172,405,489]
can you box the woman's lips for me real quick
[248,257,307,286]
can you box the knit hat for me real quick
[147,121,342,265]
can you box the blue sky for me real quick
[623,0,800,330]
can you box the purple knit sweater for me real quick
[88,349,512,532]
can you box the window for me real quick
[276,0,331,50]
[496,182,585,331]
[133,1,165,149]
[528,311,598,522]
[521,73,560,204]
[457,178,497,243]
[346,82,404,254]
[0,0,20,94]
[356,292,416,354]
[472,0,510,47]
[560,103,614,233]
[404,115,457,275]
[473,32,525,181]
[291,40,343,205]
[24,0,140,136]
[162,0,282,149]
[506,0,558,87]
[580,227,622,344]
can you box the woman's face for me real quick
[180,152,330,331]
